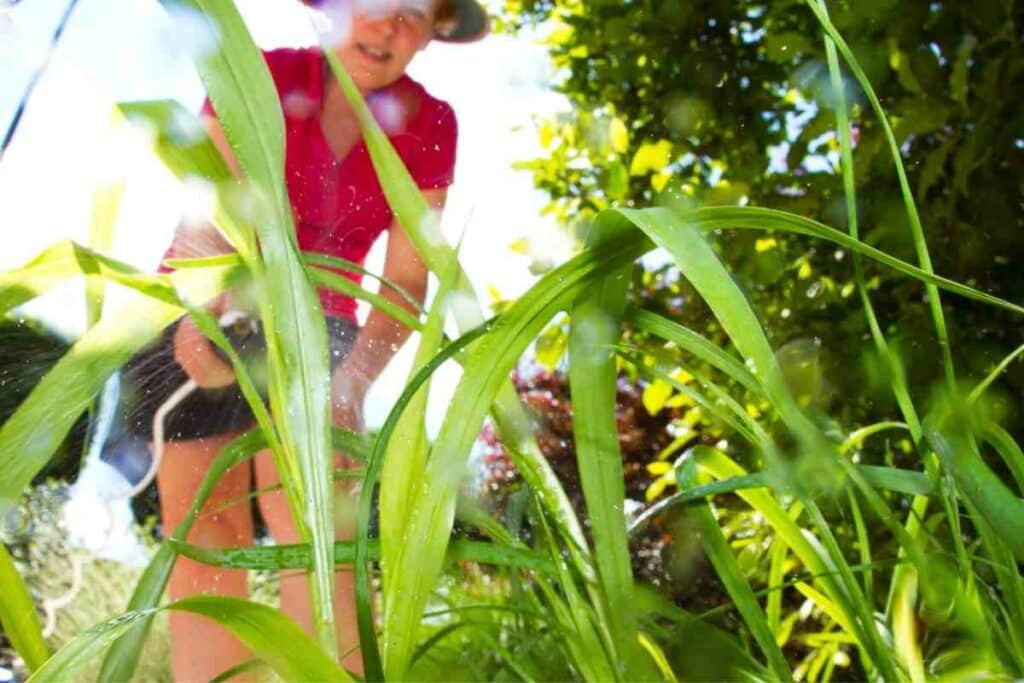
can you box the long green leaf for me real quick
[178,0,337,653]
[676,459,790,680]
[0,262,238,515]
[924,406,1024,561]
[567,213,642,677]
[0,542,49,671]
[169,538,553,574]
[35,597,352,683]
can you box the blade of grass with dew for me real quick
[98,428,266,682]
[675,458,790,680]
[676,206,1024,317]
[629,465,931,537]
[176,0,337,652]
[379,238,458,675]
[0,262,239,515]
[321,41,591,564]
[37,597,352,683]
[530,500,618,681]
[304,252,425,316]
[0,241,189,317]
[308,265,423,331]
[567,215,644,677]
[168,538,553,574]
[625,308,763,395]
[0,543,49,672]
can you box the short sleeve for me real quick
[198,49,311,120]
[408,100,458,190]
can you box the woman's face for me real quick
[333,0,439,92]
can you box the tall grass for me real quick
[1,0,1022,680]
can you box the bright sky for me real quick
[0,0,572,430]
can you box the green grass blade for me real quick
[0,263,236,515]
[674,206,1024,317]
[378,219,647,679]
[924,406,1024,561]
[0,542,49,671]
[617,208,828,461]
[676,460,790,680]
[969,344,1024,405]
[356,321,492,680]
[379,243,457,563]
[567,213,642,676]
[0,241,188,317]
[29,609,158,683]
[625,308,763,395]
[169,538,553,574]
[978,422,1024,494]
[37,597,352,683]
[805,0,956,390]
[630,465,932,536]
[178,0,337,653]
[814,0,923,440]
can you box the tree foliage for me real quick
[502,0,1024,429]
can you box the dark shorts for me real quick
[120,315,358,442]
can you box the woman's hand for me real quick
[172,316,237,388]
[330,366,370,433]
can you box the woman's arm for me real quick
[329,188,447,429]
[166,110,242,388]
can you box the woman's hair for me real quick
[432,0,458,37]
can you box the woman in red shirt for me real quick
[154,1,488,678]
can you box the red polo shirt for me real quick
[165,47,458,322]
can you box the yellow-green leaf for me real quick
[642,378,673,415]
[629,140,672,176]
[609,117,630,154]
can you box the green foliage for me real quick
[502,0,1024,428]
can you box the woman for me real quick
[154,1,488,679]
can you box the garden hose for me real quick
[128,378,198,500]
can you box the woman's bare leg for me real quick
[253,448,363,674]
[157,432,254,683]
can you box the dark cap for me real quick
[432,0,489,43]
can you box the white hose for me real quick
[127,378,198,499]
